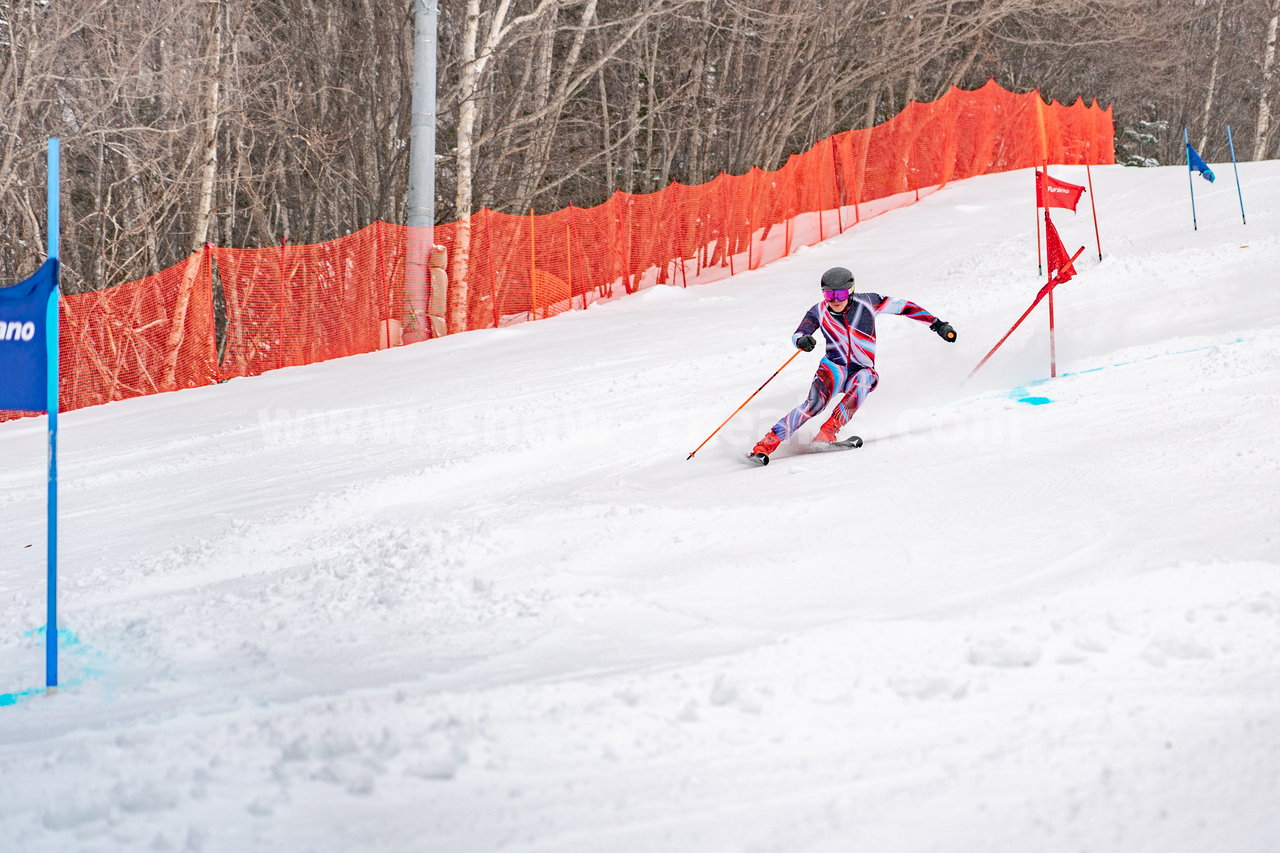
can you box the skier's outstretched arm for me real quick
[873,296,956,342]
[872,296,937,324]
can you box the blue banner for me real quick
[1187,143,1216,182]
[0,259,59,413]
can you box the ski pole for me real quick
[687,348,804,460]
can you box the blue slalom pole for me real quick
[1226,125,1247,225]
[46,138,60,692]
[1184,128,1198,231]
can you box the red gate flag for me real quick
[967,219,1086,383]
[1037,170,1085,212]
[1044,212,1081,286]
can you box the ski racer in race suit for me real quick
[749,267,957,458]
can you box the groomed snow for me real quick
[2,162,1278,853]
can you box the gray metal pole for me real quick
[408,0,437,229]
[405,0,438,342]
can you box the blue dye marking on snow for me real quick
[1005,376,1052,403]
[999,338,1247,404]
[0,627,102,708]
[0,687,42,706]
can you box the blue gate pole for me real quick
[1226,125,1247,226]
[46,138,60,692]
[1184,128,1198,232]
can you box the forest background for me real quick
[2,0,1278,295]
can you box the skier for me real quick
[748,266,957,464]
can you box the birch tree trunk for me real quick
[163,0,221,389]
[190,5,221,254]
[1255,0,1280,160]
[447,0,559,332]
[1198,0,1226,153]
[447,0,485,334]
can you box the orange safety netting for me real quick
[61,253,216,410]
[210,224,403,380]
[2,81,1112,422]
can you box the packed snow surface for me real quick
[2,163,1279,852]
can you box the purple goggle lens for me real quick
[823,288,851,301]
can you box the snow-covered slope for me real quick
[2,163,1278,853]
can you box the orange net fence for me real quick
[3,81,1112,421]
[55,253,217,409]
[211,224,399,380]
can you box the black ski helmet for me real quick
[820,267,855,292]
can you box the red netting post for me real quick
[624,195,634,293]
[811,144,821,242]
[834,134,846,234]
[912,101,921,200]
[853,130,866,225]
[606,195,618,294]
[717,175,731,276]
[276,236,287,372]
[679,232,689,287]
[673,184,688,288]
[206,242,220,383]
[565,217,576,307]
[374,221,390,345]
[784,164,795,256]
[676,192,689,288]
[529,208,539,321]
[484,209,498,330]
[695,205,704,277]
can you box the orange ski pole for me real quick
[687,348,805,460]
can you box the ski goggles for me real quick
[823,288,851,301]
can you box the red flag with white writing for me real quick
[1044,212,1081,286]
[1036,170,1085,212]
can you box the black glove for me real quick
[929,319,957,343]
[796,334,817,352]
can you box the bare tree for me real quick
[4,0,1279,300]
[1198,0,1227,152]
[1256,0,1280,159]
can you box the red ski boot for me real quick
[813,422,840,445]
[746,431,781,465]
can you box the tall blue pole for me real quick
[1184,128,1198,231]
[46,138,60,691]
[1226,125,1247,225]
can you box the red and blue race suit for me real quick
[767,292,938,441]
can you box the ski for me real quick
[809,435,863,452]
[745,435,862,466]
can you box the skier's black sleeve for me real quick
[791,305,822,348]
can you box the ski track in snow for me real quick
[1,164,1279,852]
